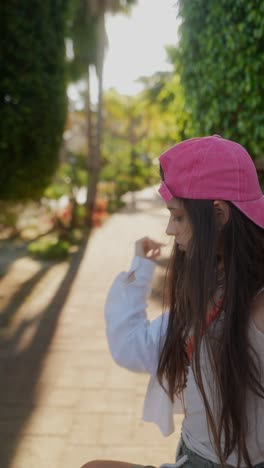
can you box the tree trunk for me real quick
[129,119,137,209]
[86,12,105,227]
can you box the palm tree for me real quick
[69,0,137,226]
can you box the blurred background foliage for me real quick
[1,0,264,255]
[175,0,264,157]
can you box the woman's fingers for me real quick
[135,237,166,258]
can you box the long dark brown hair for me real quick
[157,182,264,466]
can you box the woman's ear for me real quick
[213,200,230,226]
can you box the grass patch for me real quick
[27,238,70,260]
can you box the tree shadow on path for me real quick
[0,231,90,468]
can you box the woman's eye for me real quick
[172,215,183,222]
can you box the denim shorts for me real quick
[132,437,264,468]
[175,438,264,468]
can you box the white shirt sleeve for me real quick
[104,256,169,374]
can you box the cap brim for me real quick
[232,195,264,229]
[159,181,173,202]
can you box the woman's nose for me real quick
[166,223,176,237]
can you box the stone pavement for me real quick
[0,187,183,468]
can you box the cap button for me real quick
[213,134,222,138]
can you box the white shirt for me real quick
[104,256,264,466]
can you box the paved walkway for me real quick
[0,188,183,468]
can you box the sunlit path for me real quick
[0,187,183,468]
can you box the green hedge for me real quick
[177,0,264,158]
[0,1,70,200]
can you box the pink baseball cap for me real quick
[159,135,264,229]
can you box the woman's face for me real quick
[165,198,192,251]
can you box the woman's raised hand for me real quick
[135,237,166,260]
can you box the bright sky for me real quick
[68,0,180,105]
[104,0,179,95]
